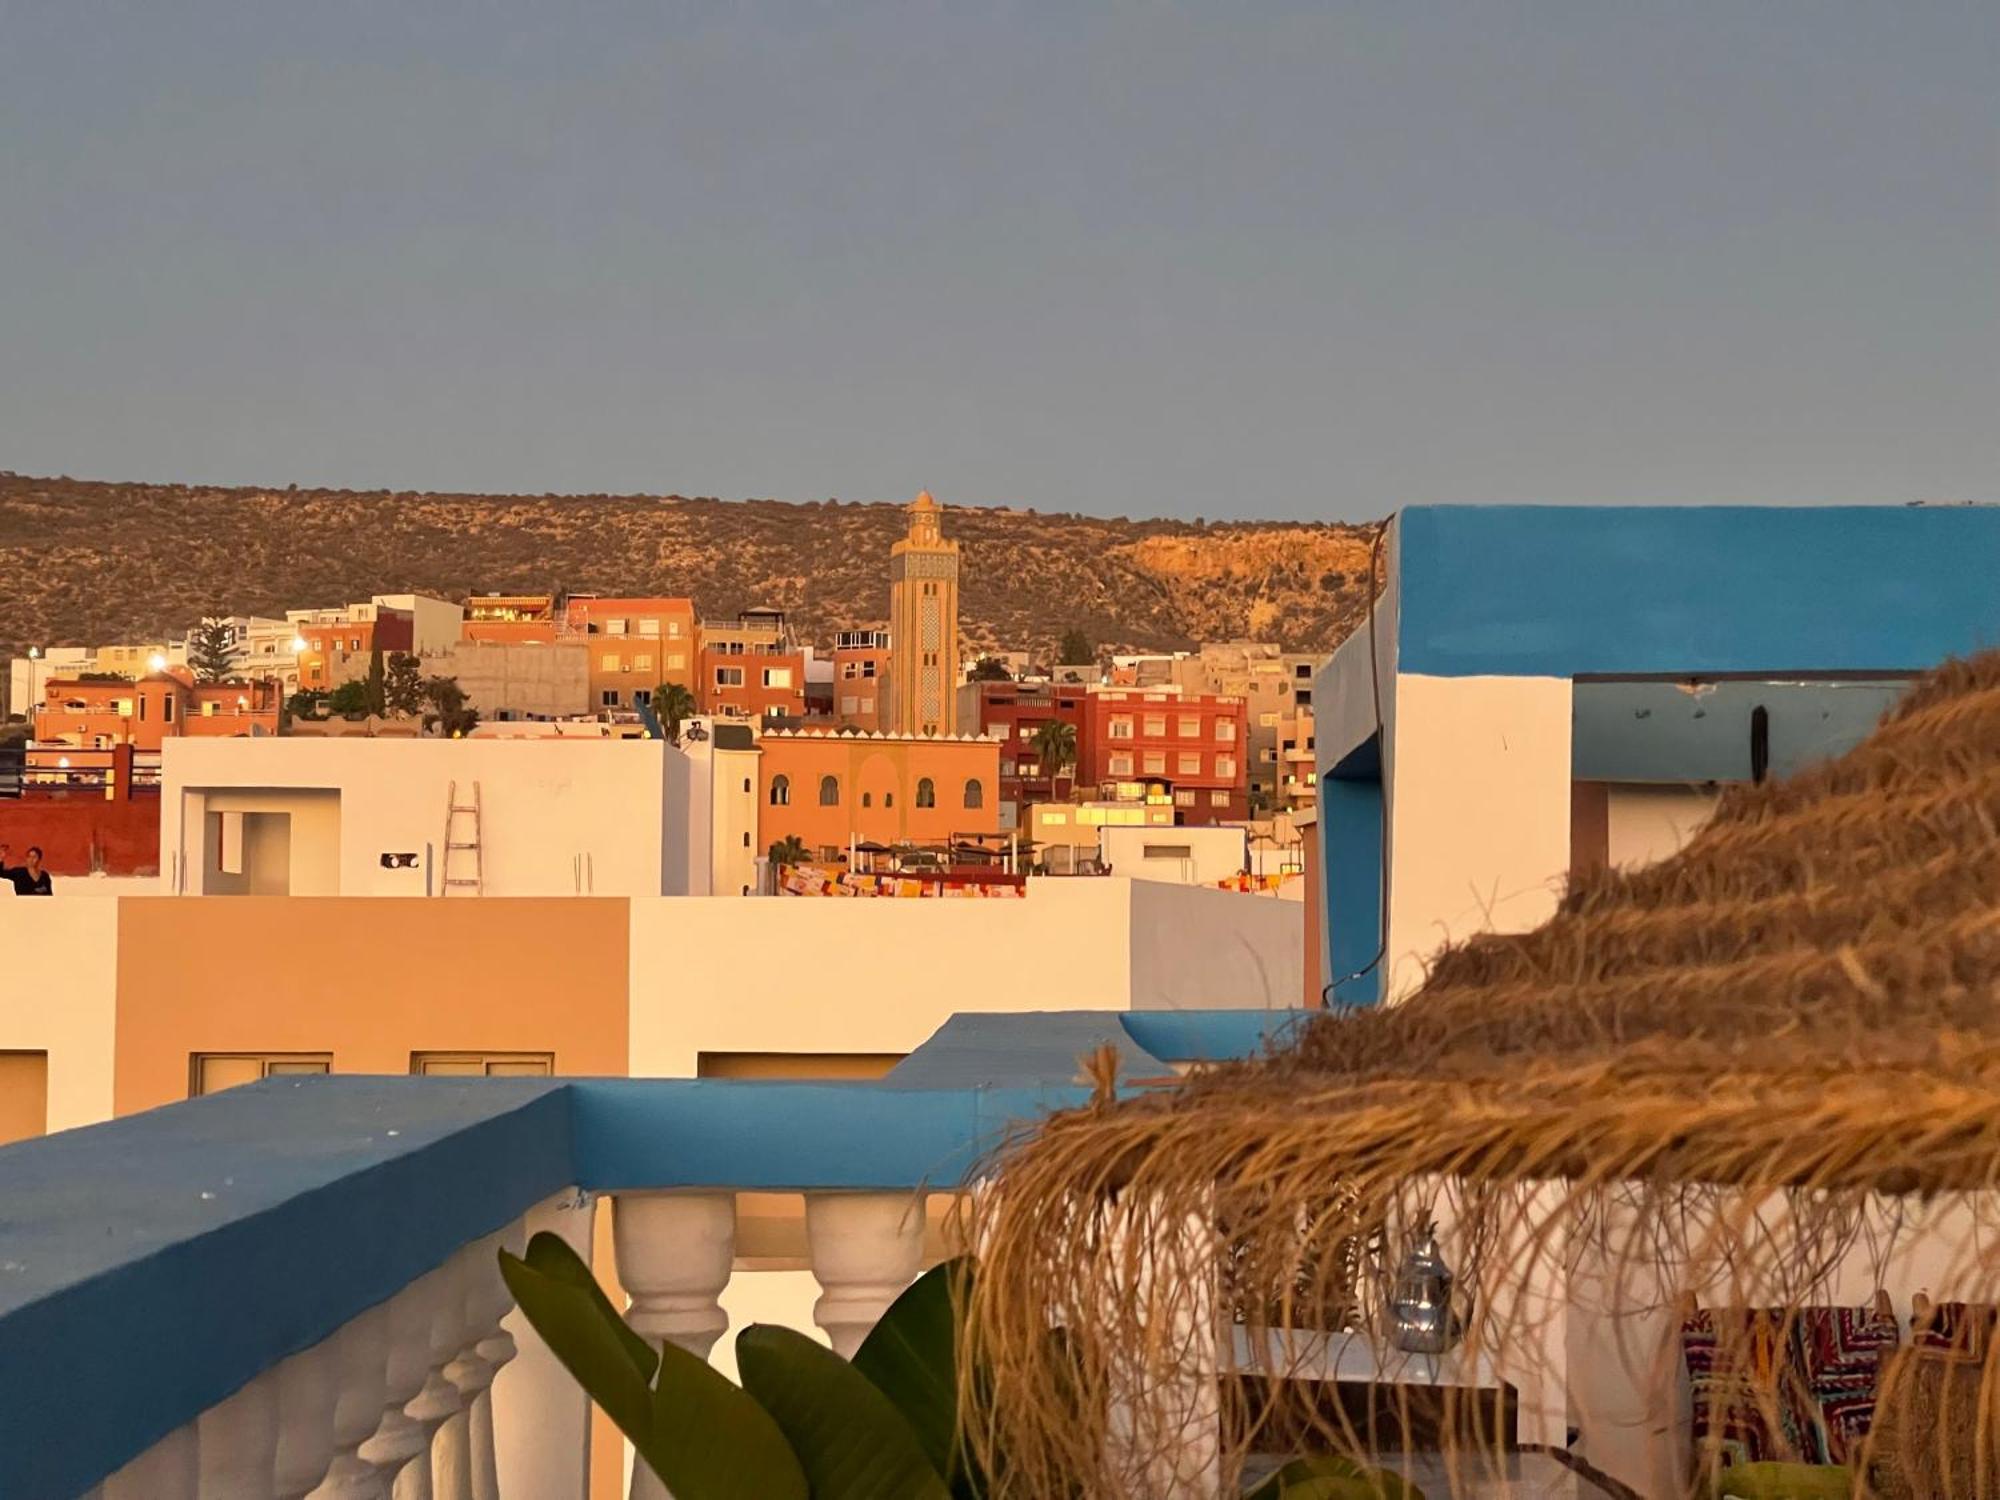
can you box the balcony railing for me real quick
[0,1011,1300,1500]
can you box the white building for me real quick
[1099,823,1248,886]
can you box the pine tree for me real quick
[188,616,237,683]
[384,653,425,717]
[363,647,387,718]
[1058,628,1093,666]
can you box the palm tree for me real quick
[654,682,699,743]
[767,835,810,868]
[1030,719,1079,802]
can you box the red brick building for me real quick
[1082,688,1248,825]
[698,609,807,722]
[965,682,1090,825]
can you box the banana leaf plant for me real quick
[498,1232,1422,1499]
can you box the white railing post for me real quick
[197,1369,281,1499]
[803,1192,925,1358]
[102,1424,198,1500]
[612,1191,738,1500]
[274,1342,341,1499]
[371,1265,453,1500]
[309,1304,390,1500]
[446,1224,524,1500]
[420,1258,475,1500]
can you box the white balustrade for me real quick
[361,1267,448,1500]
[432,1225,525,1500]
[612,1192,738,1500]
[101,1425,197,1500]
[275,1342,341,1499]
[198,1370,280,1500]
[804,1192,924,1358]
[419,1258,474,1500]
[308,1305,390,1500]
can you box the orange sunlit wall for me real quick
[757,732,1000,856]
[830,633,893,731]
[34,676,281,750]
[462,595,559,644]
[564,597,698,711]
[297,610,415,691]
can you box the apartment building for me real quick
[1174,641,1317,809]
[34,673,281,751]
[830,630,892,730]
[183,616,304,691]
[564,595,697,711]
[290,601,416,692]
[698,609,806,721]
[962,682,1090,828]
[1085,687,1249,825]
[1276,708,1316,813]
[463,594,560,643]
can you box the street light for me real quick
[289,637,308,653]
[147,653,167,673]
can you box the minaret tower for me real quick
[887,490,960,736]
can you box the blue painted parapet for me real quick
[0,1008,1308,1498]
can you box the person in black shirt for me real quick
[0,844,53,896]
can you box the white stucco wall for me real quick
[1385,673,1573,1000]
[1127,882,1303,1009]
[160,738,674,897]
[0,900,118,1131]
[1605,784,1720,871]
[1100,825,1247,887]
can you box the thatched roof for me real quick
[965,652,2000,1498]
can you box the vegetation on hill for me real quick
[0,473,1380,664]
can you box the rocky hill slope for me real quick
[0,473,1380,664]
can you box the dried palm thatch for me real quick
[963,652,2000,1499]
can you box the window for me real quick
[1144,714,1167,736]
[606,619,628,635]
[1143,843,1194,861]
[1143,752,1166,775]
[1216,755,1238,779]
[1175,789,1197,807]
[1211,790,1231,807]
[861,661,877,678]
[202,701,218,717]
[1178,753,1202,776]
[964,779,983,809]
[770,775,791,806]
[668,620,684,638]
[743,831,751,847]
[1018,724,1035,740]
[916,777,936,808]
[742,778,752,793]
[164,697,175,722]
[885,792,895,808]
[862,791,873,807]
[601,689,622,707]
[411,1052,554,1077]
[715,666,744,688]
[1178,716,1201,738]
[764,667,793,689]
[1000,759,1015,777]
[639,619,661,637]
[840,695,859,715]
[1107,716,1134,740]
[192,1053,332,1097]
[601,653,622,672]
[842,662,859,679]
[1216,719,1237,742]
[1108,753,1134,776]
[667,653,686,670]
[633,654,653,673]
[819,775,840,806]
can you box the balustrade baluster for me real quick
[197,1369,280,1500]
[611,1192,738,1500]
[464,1221,527,1500]
[358,1267,447,1500]
[308,1304,390,1500]
[275,1341,341,1500]
[804,1192,924,1358]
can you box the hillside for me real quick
[0,473,1380,664]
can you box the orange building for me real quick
[463,594,559,643]
[830,630,892,731]
[295,604,415,691]
[757,729,1000,857]
[34,673,281,750]
[563,595,697,711]
[699,609,807,721]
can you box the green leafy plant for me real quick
[384,652,425,716]
[768,834,810,867]
[499,1233,970,1499]
[327,679,369,717]
[1030,719,1078,801]
[501,1234,1424,1500]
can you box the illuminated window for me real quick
[1216,755,1238,779]
[633,654,653,673]
[601,653,621,672]
[1178,753,1202,776]
[1178,716,1201,738]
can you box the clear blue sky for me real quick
[2,2,1992,521]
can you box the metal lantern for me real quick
[1389,1222,1457,1354]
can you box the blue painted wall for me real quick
[1396,505,2000,678]
[1321,772,1385,1007]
